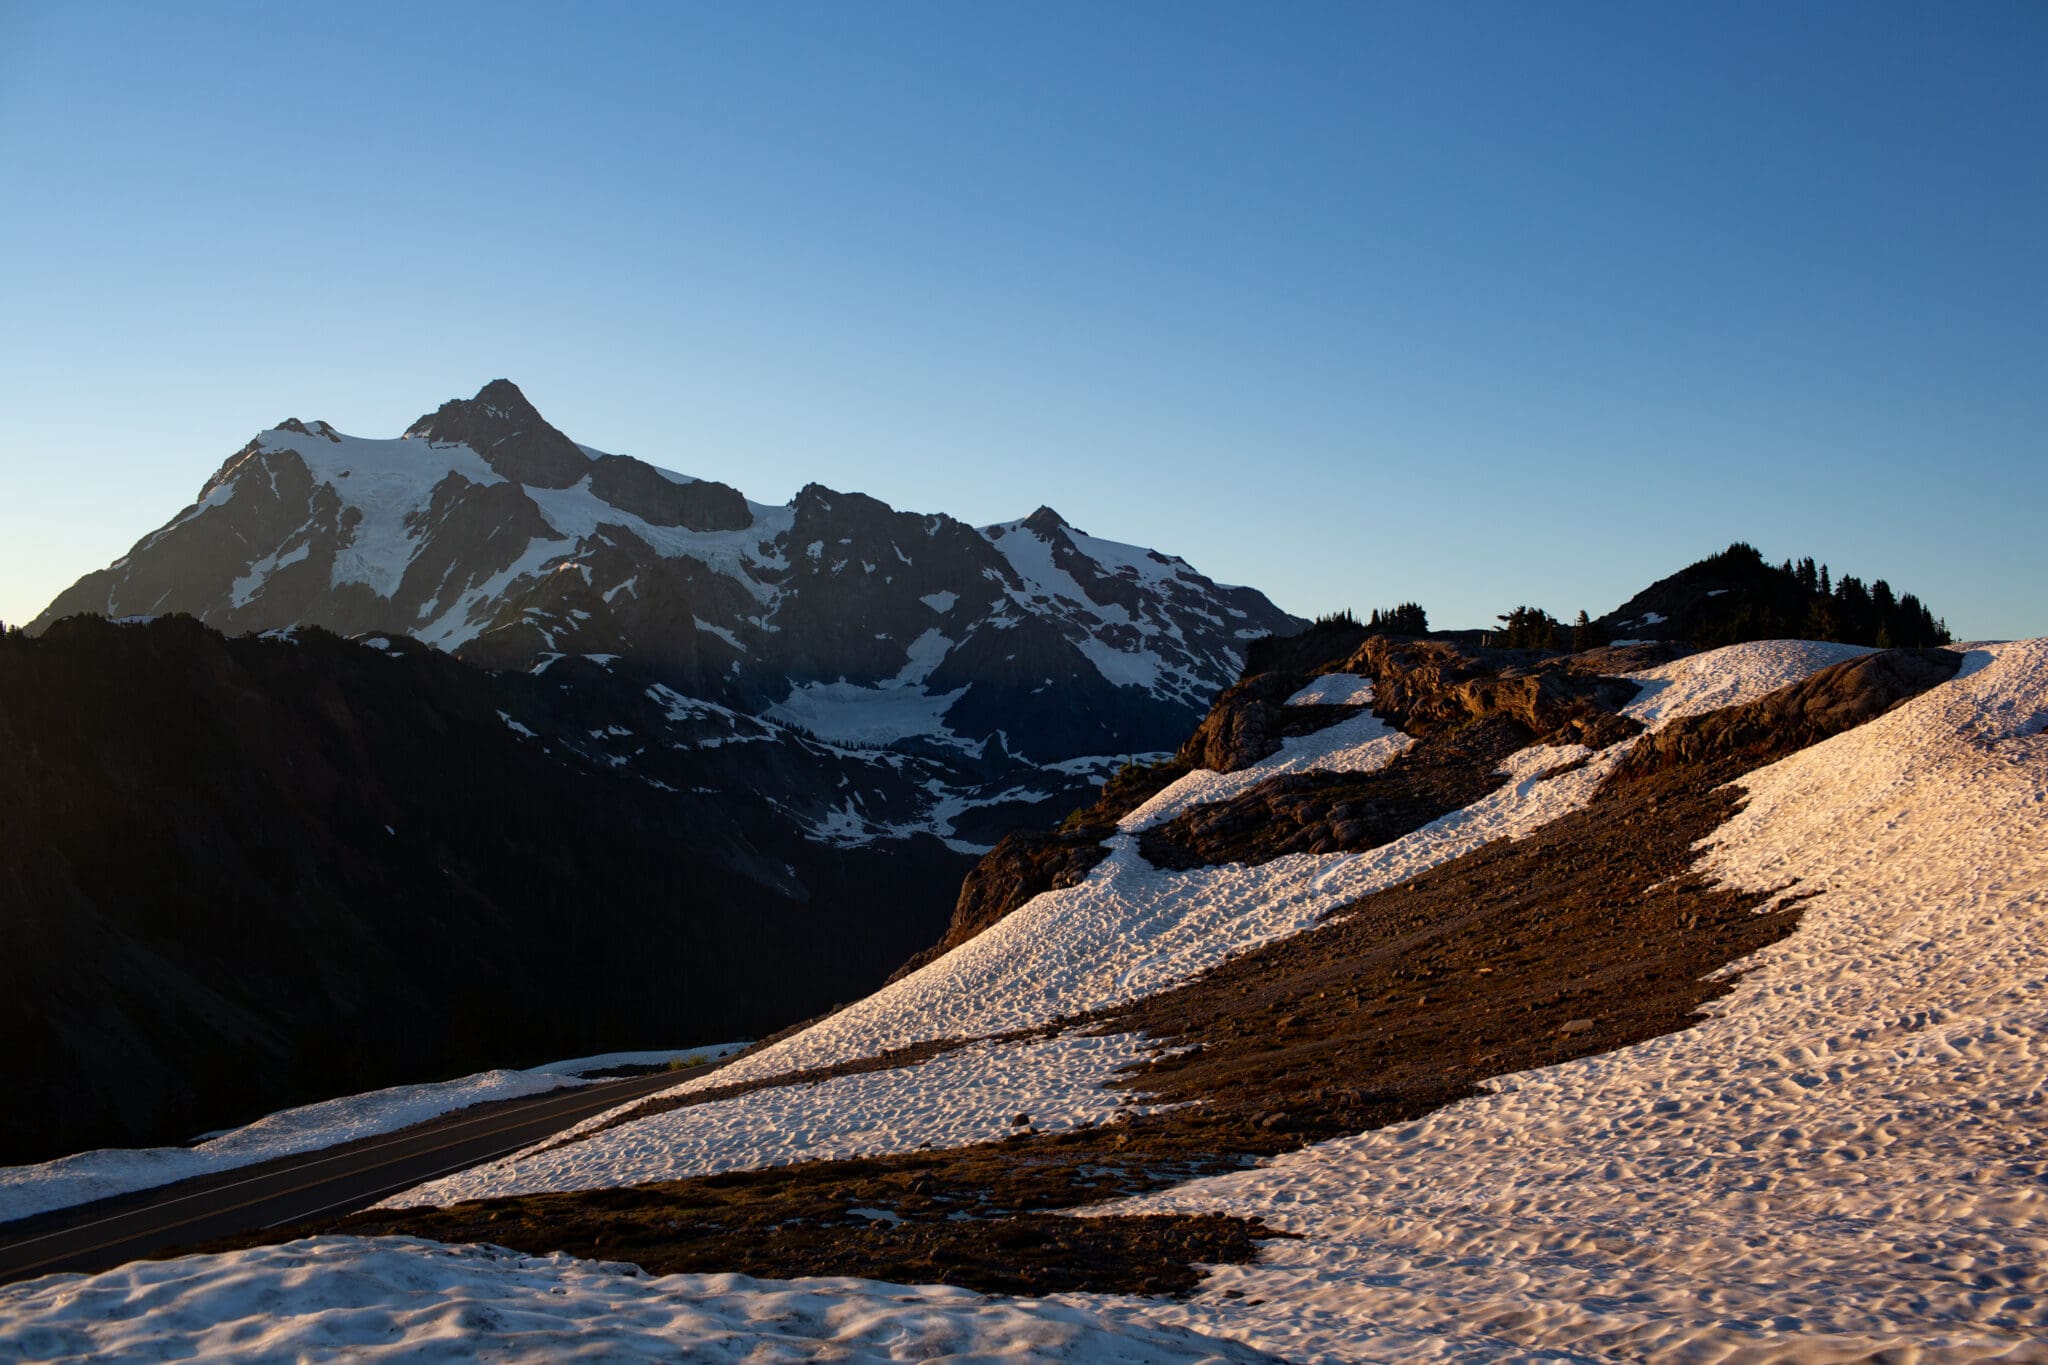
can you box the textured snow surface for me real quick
[614,743,1620,1114]
[606,643,1862,1112]
[1112,639,2048,1363]
[0,1238,1269,1364]
[387,1032,1164,1208]
[1623,638,1873,731]
[1284,674,1374,706]
[0,1047,737,1226]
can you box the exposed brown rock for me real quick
[1613,647,1962,781]
[1343,635,1639,742]
[1140,718,1528,870]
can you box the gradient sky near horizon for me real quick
[2,2,2043,638]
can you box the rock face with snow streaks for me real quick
[33,380,1302,769]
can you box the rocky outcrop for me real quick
[1174,672,1299,773]
[1343,636,1642,745]
[587,457,751,531]
[1612,647,1963,780]
[1141,718,1531,871]
[403,378,591,489]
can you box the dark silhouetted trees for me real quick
[1366,603,1429,635]
[1495,605,1565,650]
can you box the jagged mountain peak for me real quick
[1019,505,1069,537]
[34,382,1308,777]
[273,417,341,443]
[403,378,590,489]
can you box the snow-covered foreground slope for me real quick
[1117,640,2048,1362]
[0,1238,1272,1364]
[398,1033,1167,1207]
[397,639,1853,1206]
[7,638,2041,1365]
[0,1046,740,1226]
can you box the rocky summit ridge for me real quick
[36,380,1301,772]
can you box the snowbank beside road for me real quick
[0,1045,742,1226]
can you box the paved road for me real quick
[0,1068,689,1286]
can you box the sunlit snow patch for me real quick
[0,1237,1273,1363]
[1284,674,1374,706]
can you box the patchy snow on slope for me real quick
[640,742,1611,1112]
[1111,640,2048,1363]
[386,1031,1166,1208]
[228,539,311,608]
[1284,675,1373,706]
[0,1238,1270,1364]
[765,630,969,746]
[1624,638,1873,731]
[1121,709,1413,832]
[1075,634,1167,690]
[603,639,1881,1142]
[522,477,793,599]
[984,518,1098,612]
[270,430,502,600]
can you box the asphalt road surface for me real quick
[0,1067,690,1286]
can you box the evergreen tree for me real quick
[1496,605,1564,650]
[1570,609,1605,651]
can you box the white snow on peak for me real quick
[978,516,1221,696]
[239,425,796,647]
[1065,526,1197,589]
[269,427,503,600]
[983,515,1097,612]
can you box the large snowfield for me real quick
[4,639,2043,1363]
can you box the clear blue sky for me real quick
[2,2,2043,637]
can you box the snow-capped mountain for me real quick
[36,380,1300,767]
